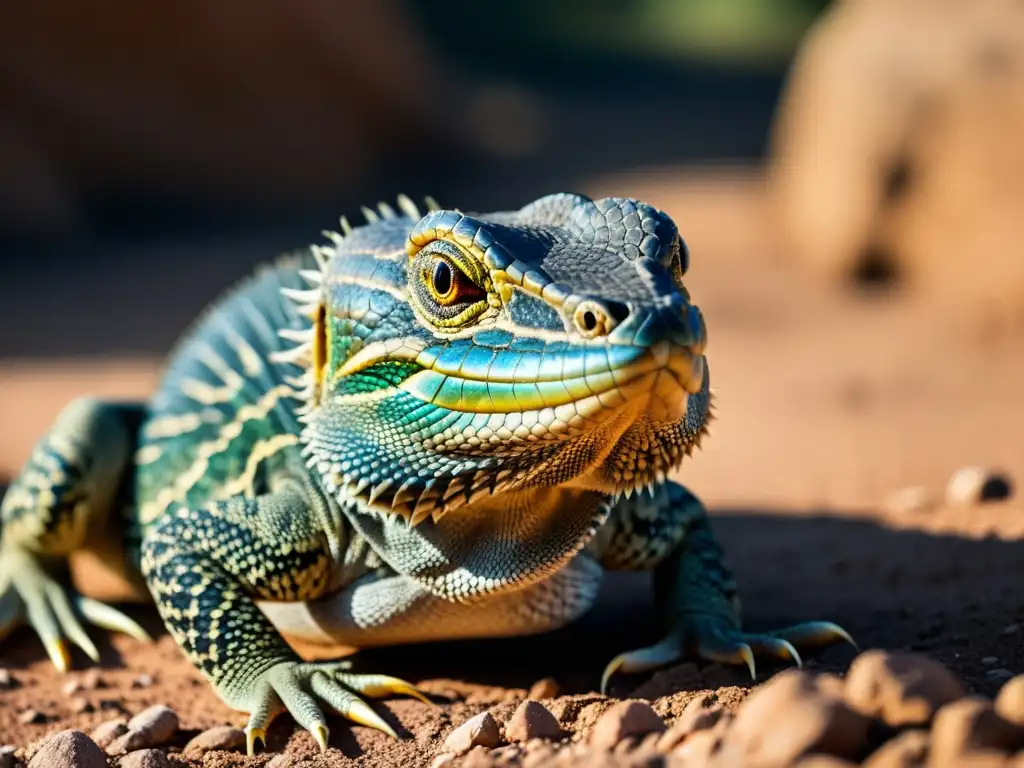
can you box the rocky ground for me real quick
[1,170,1023,766]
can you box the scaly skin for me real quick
[0,193,854,754]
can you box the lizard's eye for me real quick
[425,256,484,306]
[409,241,490,330]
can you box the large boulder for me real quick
[769,0,1024,315]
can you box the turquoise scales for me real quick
[0,193,855,755]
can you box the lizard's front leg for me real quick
[140,482,426,755]
[595,482,855,692]
[0,398,152,669]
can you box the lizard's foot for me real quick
[600,615,856,694]
[236,660,431,755]
[0,546,152,671]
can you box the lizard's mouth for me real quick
[303,337,709,525]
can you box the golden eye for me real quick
[425,257,485,306]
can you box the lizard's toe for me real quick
[600,615,856,693]
[0,546,153,671]
[237,661,423,754]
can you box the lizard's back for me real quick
[129,252,318,562]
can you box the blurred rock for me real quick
[995,675,1024,726]
[946,467,1013,505]
[844,650,965,727]
[770,0,1024,317]
[862,729,930,768]
[183,725,245,757]
[588,700,666,750]
[726,669,872,767]
[929,697,1024,760]
[0,1,460,240]
[527,677,560,700]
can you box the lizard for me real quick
[0,193,854,755]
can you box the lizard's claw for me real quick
[236,661,430,755]
[600,615,855,694]
[0,546,152,671]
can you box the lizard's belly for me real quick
[259,552,604,649]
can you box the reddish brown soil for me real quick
[1,170,1023,765]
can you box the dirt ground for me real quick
[1,170,1022,765]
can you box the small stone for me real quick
[442,711,502,755]
[670,729,722,764]
[132,674,154,689]
[996,675,1024,726]
[18,709,44,724]
[885,486,935,514]
[862,729,930,767]
[986,669,1015,682]
[127,704,179,745]
[930,697,1024,759]
[79,669,103,690]
[656,697,723,753]
[429,754,456,768]
[844,650,966,727]
[527,677,560,700]
[588,700,666,750]
[183,725,245,757]
[981,657,999,665]
[119,749,171,768]
[730,669,872,765]
[0,745,15,768]
[0,669,16,689]
[89,719,128,749]
[69,697,92,714]
[265,755,294,768]
[1001,624,1020,636]
[62,680,83,696]
[946,466,1013,505]
[505,700,561,742]
[28,730,106,768]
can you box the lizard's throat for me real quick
[341,486,612,600]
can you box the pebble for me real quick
[946,466,1013,505]
[0,669,16,690]
[729,669,872,766]
[862,729,930,767]
[504,700,561,742]
[588,700,666,750]
[88,719,128,749]
[527,677,560,700]
[929,697,1024,759]
[885,485,935,514]
[70,697,92,714]
[995,675,1024,726]
[132,674,155,689]
[183,725,246,757]
[127,704,179,745]
[27,730,106,768]
[981,657,999,665]
[119,749,171,768]
[1001,624,1021,636]
[655,697,723,753]
[0,746,15,768]
[844,650,966,727]
[79,669,103,690]
[429,754,456,768]
[442,711,502,755]
[18,709,44,725]
[266,755,294,768]
[108,704,180,754]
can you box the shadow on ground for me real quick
[5,507,1016,701]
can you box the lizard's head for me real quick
[282,193,710,525]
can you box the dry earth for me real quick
[1,170,1023,765]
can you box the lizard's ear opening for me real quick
[312,303,328,404]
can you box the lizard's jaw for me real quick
[300,339,709,526]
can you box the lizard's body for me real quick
[0,194,850,754]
